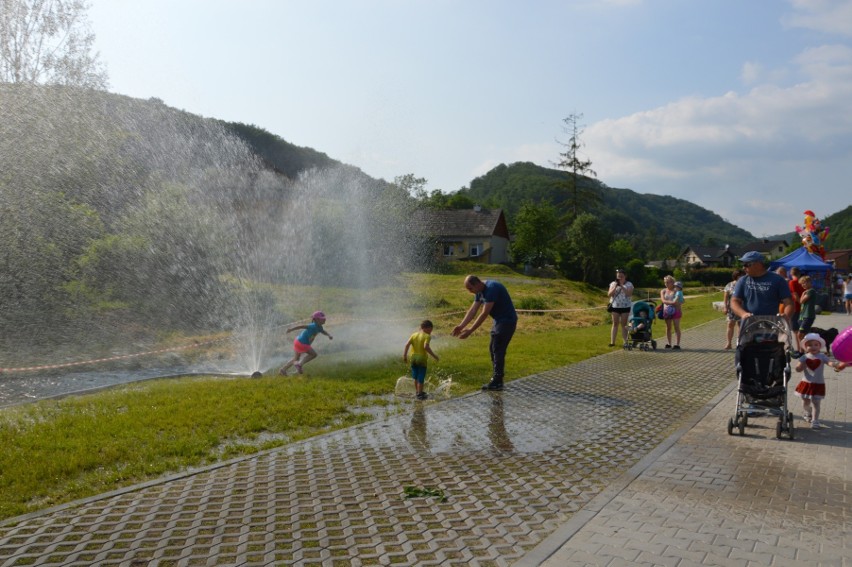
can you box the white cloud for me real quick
[784,0,852,37]
[580,32,852,237]
[741,61,763,85]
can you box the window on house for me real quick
[443,245,454,256]
[470,243,483,257]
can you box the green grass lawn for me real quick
[0,268,724,521]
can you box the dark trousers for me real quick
[490,319,517,383]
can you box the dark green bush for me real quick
[516,297,548,314]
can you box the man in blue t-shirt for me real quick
[452,275,518,391]
[731,251,793,320]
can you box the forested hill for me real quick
[223,122,338,180]
[819,205,852,249]
[458,162,755,249]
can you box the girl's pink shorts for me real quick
[293,339,313,354]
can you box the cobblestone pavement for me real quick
[528,314,851,567]
[1,317,846,566]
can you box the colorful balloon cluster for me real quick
[795,209,829,259]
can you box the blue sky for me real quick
[87,0,852,238]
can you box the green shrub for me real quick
[517,297,548,314]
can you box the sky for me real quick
[86,0,852,238]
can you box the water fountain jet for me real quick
[0,85,425,402]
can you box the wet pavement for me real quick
[0,315,849,566]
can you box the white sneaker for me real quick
[802,412,811,423]
[811,420,821,429]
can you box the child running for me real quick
[279,311,332,376]
[403,320,439,400]
[794,332,846,429]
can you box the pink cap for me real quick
[312,311,326,320]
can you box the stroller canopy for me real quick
[631,301,654,318]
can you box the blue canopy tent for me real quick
[769,247,832,275]
[769,247,834,308]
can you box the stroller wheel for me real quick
[776,420,783,439]
[651,340,657,350]
[738,418,745,436]
[727,417,735,435]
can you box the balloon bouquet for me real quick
[795,209,830,260]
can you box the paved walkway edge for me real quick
[514,379,739,567]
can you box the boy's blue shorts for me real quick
[410,364,426,384]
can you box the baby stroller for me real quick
[625,300,657,351]
[727,316,794,439]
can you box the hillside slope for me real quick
[458,161,755,249]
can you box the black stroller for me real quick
[727,316,794,439]
[625,300,657,351]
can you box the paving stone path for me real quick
[2,317,846,566]
[531,316,851,567]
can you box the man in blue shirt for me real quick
[452,275,518,391]
[731,251,793,320]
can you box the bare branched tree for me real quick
[0,0,108,89]
[553,112,599,220]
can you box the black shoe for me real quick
[665,344,672,349]
[416,392,428,400]
[481,381,504,391]
[672,345,681,350]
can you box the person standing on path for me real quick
[452,275,517,391]
[730,251,793,320]
[660,275,684,349]
[796,275,817,349]
[723,269,743,349]
[845,274,852,315]
[788,266,805,353]
[607,268,634,347]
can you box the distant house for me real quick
[411,206,510,264]
[733,239,789,262]
[679,245,737,268]
[825,248,852,273]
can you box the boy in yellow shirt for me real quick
[403,320,440,400]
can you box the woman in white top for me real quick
[608,269,634,347]
[845,274,852,315]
